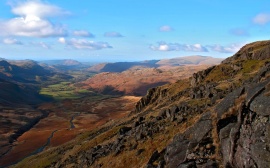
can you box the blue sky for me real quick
[0,0,270,62]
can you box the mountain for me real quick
[87,60,159,73]
[39,59,89,71]
[82,65,212,96]
[83,56,223,96]
[39,59,82,66]
[0,60,54,83]
[156,55,223,66]
[12,40,270,168]
[87,56,223,73]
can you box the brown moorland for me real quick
[81,65,212,96]
[0,96,140,167]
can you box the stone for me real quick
[119,127,132,135]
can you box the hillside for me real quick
[82,65,211,96]
[12,40,270,168]
[82,56,222,96]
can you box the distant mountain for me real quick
[88,56,222,73]
[87,60,159,73]
[39,59,82,66]
[156,55,223,66]
[0,60,53,83]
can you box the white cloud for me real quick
[104,32,123,37]
[253,13,270,25]
[208,43,244,53]
[3,38,23,45]
[150,42,208,52]
[58,37,66,44]
[0,1,68,37]
[11,1,67,18]
[159,25,174,32]
[73,30,94,37]
[58,38,112,50]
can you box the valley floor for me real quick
[0,96,140,167]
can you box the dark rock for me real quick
[197,160,218,168]
[165,112,212,168]
[157,160,166,168]
[136,149,145,156]
[158,109,167,118]
[148,150,160,164]
[138,116,144,122]
[114,145,125,156]
[170,105,179,114]
[130,143,138,150]
[133,121,140,127]
[216,87,245,119]
[119,127,132,135]
[177,161,196,168]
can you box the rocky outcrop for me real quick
[217,78,270,168]
[165,112,216,168]
[190,66,215,87]
[135,87,168,112]
[162,78,270,167]
[222,40,270,63]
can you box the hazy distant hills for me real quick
[156,55,223,66]
[88,56,223,73]
[39,59,91,71]
[39,59,82,66]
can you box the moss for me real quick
[204,64,234,83]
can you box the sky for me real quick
[0,0,270,62]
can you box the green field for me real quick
[40,82,93,100]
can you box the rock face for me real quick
[165,112,215,168]
[217,79,270,168]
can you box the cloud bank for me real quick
[208,44,243,53]
[150,42,208,52]
[58,37,112,50]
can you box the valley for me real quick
[0,56,220,167]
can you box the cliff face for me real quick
[14,41,270,168]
